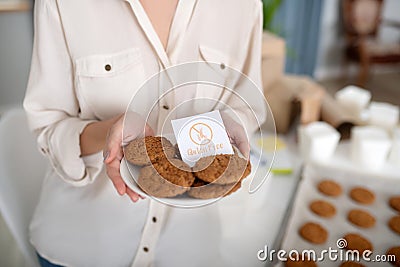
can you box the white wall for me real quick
[315,0,400,80]
[0,10,33,112]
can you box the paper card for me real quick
[171,110,234,167]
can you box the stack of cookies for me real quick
[124,136,251,199]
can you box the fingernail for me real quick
[118,188,124,195]
[103,151,109,162]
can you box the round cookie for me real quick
[388,215,400,235]
[349,187,375,205]
[343,233,373,253]
[137,158,195,198]
[285,253,317,267]
[386,246,400,267]
[317,180,342,197]
[193,153,251,185]
[188,179,242,199]
[340,262,365,267]
[309,200,336,218]
[124,136,176,166]
[348,209,376,228]
[390,196,400,213]
[299,222,328,244]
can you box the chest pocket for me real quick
[195,45,244,114]
[75,48,145,120]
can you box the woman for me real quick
[24,0,266,266]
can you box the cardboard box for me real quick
[263,75,325,133]
[261,32,286,94]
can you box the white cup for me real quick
[388,127,400,165]
[368,102,399,131]
[335,85,371,120]
[351,126,391,169]
[298,122,340,162]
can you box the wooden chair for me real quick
[342,0,400,87]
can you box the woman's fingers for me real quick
[126,187,140,202]
[106,158,126,195]
[104,112,149,202]
[104,126,122,163]
[236,139,250,159]
[145,123,155,137]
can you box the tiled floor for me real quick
[0,72,399,267]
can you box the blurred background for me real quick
[0,0,399,266]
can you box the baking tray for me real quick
[277,163,400,266]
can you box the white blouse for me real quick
[24,0,269,266]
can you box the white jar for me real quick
[298,122,340,162]
[368,102,399,131]
[351,126,391,169]
[335,85,371,120]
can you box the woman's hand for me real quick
[221,113,250,159]
[103,112,154,202]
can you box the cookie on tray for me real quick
[125,136,176,166]
[193,153,251,185]
[343,233,373,253]
[347,209,376,228]
[389,196,400,213]
[309,200,336,218]
[137,158,195,198]
[187,179,242,199]
[340,261,365,267]
[317,180,342,197]
[386,246,400,267]
[285,252,317,267]
[299,222,328,244]
[349,187,375,205]
[388,215,400,235]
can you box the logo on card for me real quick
[171,111,234,167]
[189,123,213,145]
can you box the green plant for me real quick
[262,0,283,33]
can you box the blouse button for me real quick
[220,63,226,70]
[163,105,170,110]
[105,64,112,71]
[41,148,47,154]
[152,217,157,223]
[143,247,149,252]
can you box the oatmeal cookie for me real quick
[125,136,175,166]
[187,179,242,199]
[309,200,336,218]
[349,187,375,205]
[193,153,251,185]
[348,209,376,228]
[343,233,373,253]
[137,158,194,198]
[299,222,328,244]
[389,196,400,213]
[388,215,400,235]
[386,246,400,267]
[317,180,342,197]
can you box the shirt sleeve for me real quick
[222,1,267,135]
[23,0,102,186]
